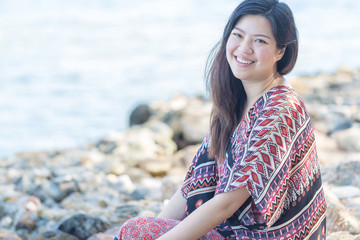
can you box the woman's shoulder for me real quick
[261,85,308,117]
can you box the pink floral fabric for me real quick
[115,216,224,240]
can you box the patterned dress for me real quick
[115,85,326,240]
[181,86,326,239]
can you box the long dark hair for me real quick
[206,0,298,160]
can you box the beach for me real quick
[1,68,360,239]
[1,0,360,239]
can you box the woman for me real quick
[115,0,327,239]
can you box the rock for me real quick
[161,175,184,200]
[325,189,360,234]
[15,215,37,231]
[101,156,126,176]
[139,158,173,177]
[333,127,360,152]
[331,186,360,199]
[79,150,105,166]
[32,230,79,240]
[144,120,177,155]
[129,104,151,126]
[112,204,142,224]
[166,97,211,148]
[173,144,200,168]
[116,174,136,193]
[342,197,360,221]
[332,161,360,187]
[87,227,119,240]
[327,231,357,240]
[125,168,152,183]
[0,231,22,240]
[95,139,118,154]
[112,127,167,166]
[58,213,109,240]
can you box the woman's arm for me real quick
[158,188,187,221]
[158,186,250,240]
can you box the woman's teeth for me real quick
[236,56,253,64]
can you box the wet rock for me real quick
[58,213,109,240]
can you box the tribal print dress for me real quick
[116,86,326,240]
[181,86,326,239]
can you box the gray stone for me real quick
[58,213,109,240]
[333,161,360,187]
[32,230,79,240]
[333,127,360,152]
[129,104,151,126]
[113,204,142,222]
[325,189,360,234]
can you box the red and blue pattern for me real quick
[181,86,326,239]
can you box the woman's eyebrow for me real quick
[233,27,271,39]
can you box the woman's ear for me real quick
[276,47,286,61]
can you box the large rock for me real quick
[129,104,151,126]
[58,213,109,240]
[149,95,211,148]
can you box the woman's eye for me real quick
[233,33,242,38]
[255,39,267,44]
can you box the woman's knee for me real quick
[119,217,145,237]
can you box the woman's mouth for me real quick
[236,56,254,64]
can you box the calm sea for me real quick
[0,0,359,157]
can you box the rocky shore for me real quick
[1,68,360,240]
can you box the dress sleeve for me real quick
[180,134,213,199]
[218,107,301,227]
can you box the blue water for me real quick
[1,0,359,158]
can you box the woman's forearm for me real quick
[158,188,187,221]
[158,187,250,240]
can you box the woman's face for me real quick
[226,14,284,83]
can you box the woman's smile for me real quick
[235,55,255,65]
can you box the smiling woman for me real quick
[113,0,328,239]
[225,15,285,86]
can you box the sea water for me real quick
[0,0,359,157]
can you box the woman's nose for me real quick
[237,40,253,55]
